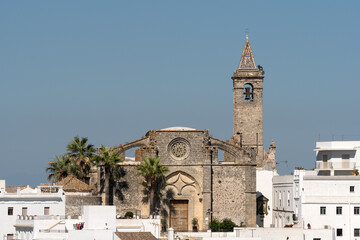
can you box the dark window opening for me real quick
[336,207,342,215]
[8,207,13,216]
[354,207,360,215]
[320,206,326,215]
[337,229,343,236]
[243,83,253,102]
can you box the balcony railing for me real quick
[316,161,356,169]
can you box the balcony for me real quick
[316,161,356,170]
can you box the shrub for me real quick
[124,211,133,218]
[210,218,238,232]
[210,219,221,232]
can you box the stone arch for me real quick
[209,137,242,159]
[114,136,150,154]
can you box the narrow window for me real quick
[287,191,290,206]
[322,154,328,162]
[243,83,253,102]
[354,207,360,215]
[336,229,343,236]
[320,206,326,215]
[342,154,350,160]
[350,186,355,192]
[336,207,342,215]
[8,207,13,216]
[279,192,282,206]
[355,228,360,237]
[44,207,50,215]
[22,207,27,216]
[313,238,321,240]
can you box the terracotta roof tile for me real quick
[57,176,92,192]
[115,232,157,240]
[5,185,29,193]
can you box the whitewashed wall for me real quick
[256,169,275,227]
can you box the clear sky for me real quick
[1,1,360,186]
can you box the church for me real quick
[90,36,276,231]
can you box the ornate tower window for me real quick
[243,83,253,101]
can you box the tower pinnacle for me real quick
[238,36,256,70]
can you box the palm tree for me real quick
[93,146,123,205]
[46,155,71,182]
[137,157,169,216]
[66,136,96,181]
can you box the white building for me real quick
[0,180,65,240]
[256,168,276,227]
[273,141,360,240]
[272,174,294,228]
[14,205,160,240]
[301,175,360,239]
[315,141,360,176]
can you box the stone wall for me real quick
[213,164,256,227]
[65,195,102,218]
[112,165,145,217]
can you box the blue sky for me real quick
[1,1,360,186]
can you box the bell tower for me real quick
[231,36,265,162]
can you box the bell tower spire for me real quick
[238,35,257,70]
[230,36,265,165]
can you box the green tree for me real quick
[46,155,83,182]
[66,136,96,180]
[93,146,123,205]
[46,155,70,182]
[137,157,169,216]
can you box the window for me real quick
[354,207,360,215]
[22,207,27,216]
[350,186,355,192]
[320,206,326,215]
[322,154,328,161]
[313,238,321,240]
[44,207,50,215]
[279,192,282,206]
[8,207,13,216]
[7,234,13,240]
[355,228,360,237]
[287,191,290,206]
[337,228,343,236]
[336,207,342,215]
[342,154,350,160]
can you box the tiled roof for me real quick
[238,36,257,70]
[57,175,92,192]
[6,185,30,193]
[115,232,157,240]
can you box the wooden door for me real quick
[170,200,188,232]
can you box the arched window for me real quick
[243,83,253,101]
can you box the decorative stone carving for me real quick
[168,138,190,160]
[167,172,197,195]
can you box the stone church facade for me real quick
[90,37,276,231]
